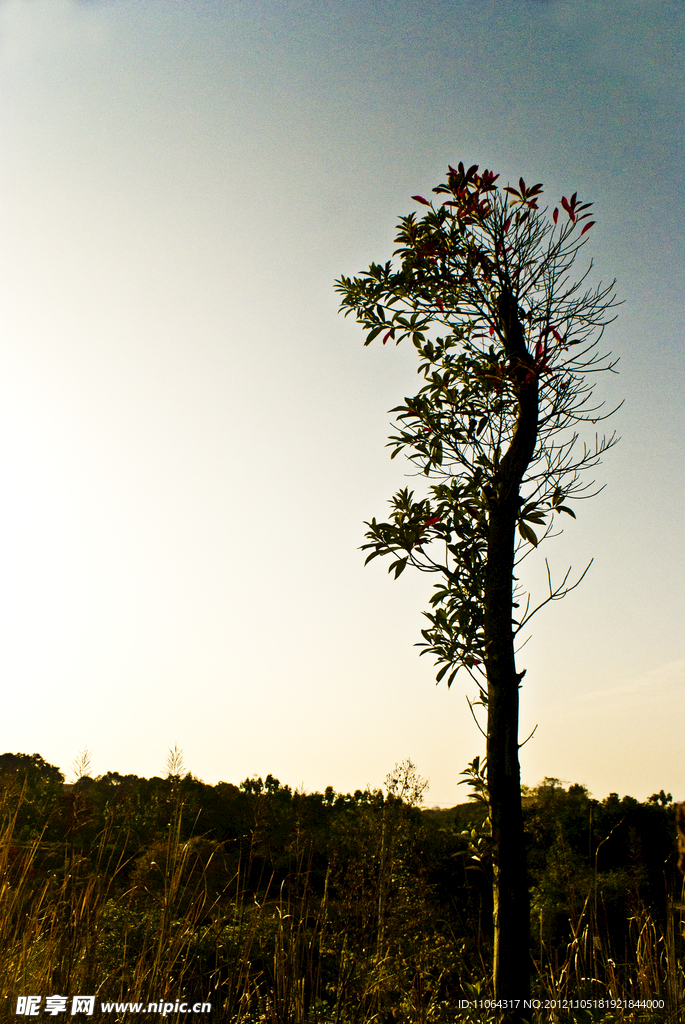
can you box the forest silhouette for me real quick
[0,752,682,1022]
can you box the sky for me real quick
[0,0,683,806]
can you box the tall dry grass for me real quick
[0,782,684,1023]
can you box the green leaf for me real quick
[363,551,382,565]
[522,512,546,525]
[364,325,386,345]
[557,505,576,518]
[435,663,451,683]
[390,558,408,578]
[518,521,538,546]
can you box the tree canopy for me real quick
[336,163,619,690]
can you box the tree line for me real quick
[0,752,681,1021]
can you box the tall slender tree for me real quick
[336,162,620,1015]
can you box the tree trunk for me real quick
[485,503,531,1013]
[482,287,538,1017]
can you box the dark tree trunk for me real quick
[484,506,531,1012]
[482,288,539,1016]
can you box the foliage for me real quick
[336,162,619,689]
[0,752,683,1022]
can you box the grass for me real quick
[0,780,684,1023]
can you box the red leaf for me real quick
[436,299,445,312]
[553,208,559,224]
[489,324,495,336]
[480,170,500,189]
[580,221,595,236]
[411,195,431,206]
[382,329,395,345]
[424,517,441,526]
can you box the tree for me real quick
[335,162,619,1014]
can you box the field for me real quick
[0,754,683,1023]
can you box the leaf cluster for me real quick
[336,163,621,684]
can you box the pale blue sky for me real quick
[0,0,683,804]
